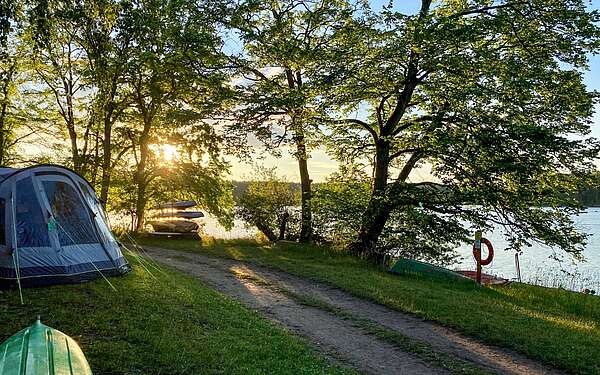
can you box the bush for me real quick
[237,167,299,241]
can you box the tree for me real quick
[0,34,21,166]
[78,0,132,204]
[320,0,600,262]
[0,1,44,166]
[0,0,18,50]
[27,0,91,172]
[237,167,298,241]
[120,0,233,231]
[229,0,356,243]
[311,165,370,245]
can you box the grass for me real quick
[133,236,600,375]
[228,265,491,375]
[0,259,352,375]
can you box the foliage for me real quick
[228,0,359,242]
[312,167,370,245]
[0,35,21,166]
[317,0,600,261]
[151,160,235,229]
[2,0,600,268]
[378,207,463,265]
[237,167,299,241]
[3,0,234,232]
[111,0,235,230]
[0,2,41,166]
[0,0,19,53]
[26,0,95,172]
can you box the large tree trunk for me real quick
[349,139,391,261]
[98,78,120,209]
[134,116,151,232]
[0,64,11,166]
[135,179,147,232]
[278,211,290,241]
[64,65,81,172]
[99,114,112,209]
[255,220,278,242]
[296,133,312,243]
[285,69,313,243]
[66,119,80,172]
[0,93,8,166]
[90,128,100,187]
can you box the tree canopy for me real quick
[3,0,600,264]
[315,0,600,261]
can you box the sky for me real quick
[229,0,600,182]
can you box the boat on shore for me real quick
[0,319,93,374]
[390,259,510,285]
[152,200,197,210]
[154,211,204,219]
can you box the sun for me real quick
[162,144,178,161]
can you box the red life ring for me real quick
[473,238,494,266]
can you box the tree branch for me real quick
[449,2,527,18]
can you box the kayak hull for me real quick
[152,200,197,210]
[390,259,473,282]
[155,211,204,219]
[390,259,510,286]
[0,320,93,375]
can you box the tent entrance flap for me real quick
[37,176,97,246]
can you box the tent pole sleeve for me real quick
[10,193,23,304]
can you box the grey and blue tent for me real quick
[0,164,130,287]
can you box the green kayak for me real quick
[0,319,92,375]
[390,258,473,283]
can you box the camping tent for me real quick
[0,165,130,287]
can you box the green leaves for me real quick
[237,167,299,241]
[317,0,600,259]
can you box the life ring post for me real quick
[472,231,494,285]
[474,231,482,284]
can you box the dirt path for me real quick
[139,245,562,375]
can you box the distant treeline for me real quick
[234,181,600,208]
[233,181,302,200]
[577,188,600,207]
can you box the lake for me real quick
[452,209,600,291]
[200,210,600,291]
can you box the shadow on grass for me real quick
[131,235,600,374]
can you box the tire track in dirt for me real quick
[140,245,563,375]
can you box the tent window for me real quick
[0,198,5,246]
[16,178,50,247]
[42,181,97,245]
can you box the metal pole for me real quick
[515,253,522,283]
[476,252,482,285]
[474,230,482,285]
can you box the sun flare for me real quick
[162,144,178,161]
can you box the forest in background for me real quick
[2,0,600,263]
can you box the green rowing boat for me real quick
[390,258,473,282]
[0,319,92,375]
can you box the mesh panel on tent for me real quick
[42,180,96,245]
[16,177,49,248]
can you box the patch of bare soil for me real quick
[140,245,562,375]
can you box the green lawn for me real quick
[133,236,600,375]
[0,260,351,375]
